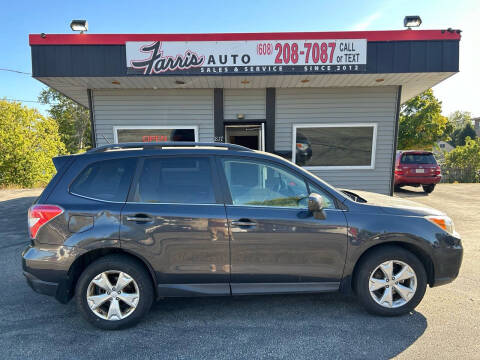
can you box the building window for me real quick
[114,126,198,143]
[292,123,377,170]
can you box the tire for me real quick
[75,254,154,330]
[422,184,435,194]
[394,185,402,192]
[354,246,427,316]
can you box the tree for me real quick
[0,99,66,187]
[398,89,449,150]
[449,128,461,147]
[448,110,472,130]
[444,137,480,182]
[39,88,91,153]
[450,122,477,147]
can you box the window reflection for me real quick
[294,125,375,167]
[222,159,309,208]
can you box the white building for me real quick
[29,29,460,194]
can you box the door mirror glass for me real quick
[308,183,335,209]
[308,193,326,219]
[308,193,324,212]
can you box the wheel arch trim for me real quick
[62,247,158,303]
[341,239,435,294]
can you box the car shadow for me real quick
[394,186,429,198]
[140,292,428,359]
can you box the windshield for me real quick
[400,153,437,165]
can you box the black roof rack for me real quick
[87,142,253,153]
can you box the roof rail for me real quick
[87,142,253,153]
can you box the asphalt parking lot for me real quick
[0,184,479,359]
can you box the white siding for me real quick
[92,89,214,146]
[276,87,399,194]
[92,87,397,194]
[224,89,266,120]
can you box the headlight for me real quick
[296,143,309,151]
[425,215,455,234]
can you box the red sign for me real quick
[142,135,169,142]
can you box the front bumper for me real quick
[22,244,83,303]
[431,233,463,287]
[296,149,312,164]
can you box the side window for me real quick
[133,157,216,204]
[70,158,136,202]
[221,158,309,208]
[308,183,336,209]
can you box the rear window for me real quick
[132,157,216,204]
[400,153,437,165]
[70,158,136,202]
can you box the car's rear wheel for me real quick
[422,184,435,193]
[75,255,154,330]
[355,246,427,316]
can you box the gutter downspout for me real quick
[87,89,97,148]
[390,85,402,196]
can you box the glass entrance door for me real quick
[224,124,265,151]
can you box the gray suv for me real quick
[22,142,463,329]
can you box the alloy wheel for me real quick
[86,270,140,321]
[369,260,417,308]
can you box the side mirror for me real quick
[308,193,326,219]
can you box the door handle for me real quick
[126,214,153,222]
[231,219,256,227]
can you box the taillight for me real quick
[394,168,404,175]
[28,205,63,239]
[434,166,441,175]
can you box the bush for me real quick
[0,100,66,187]
[440,166,479,183]
[443,137,480,183]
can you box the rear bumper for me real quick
[395,174,442,186]
[22,244,82,303]
[23,271,58,296]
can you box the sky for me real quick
[1,0,479,117]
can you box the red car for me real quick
[394,150,442,193]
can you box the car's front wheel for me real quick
[75,254,154,330]
[355,246,427,316]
